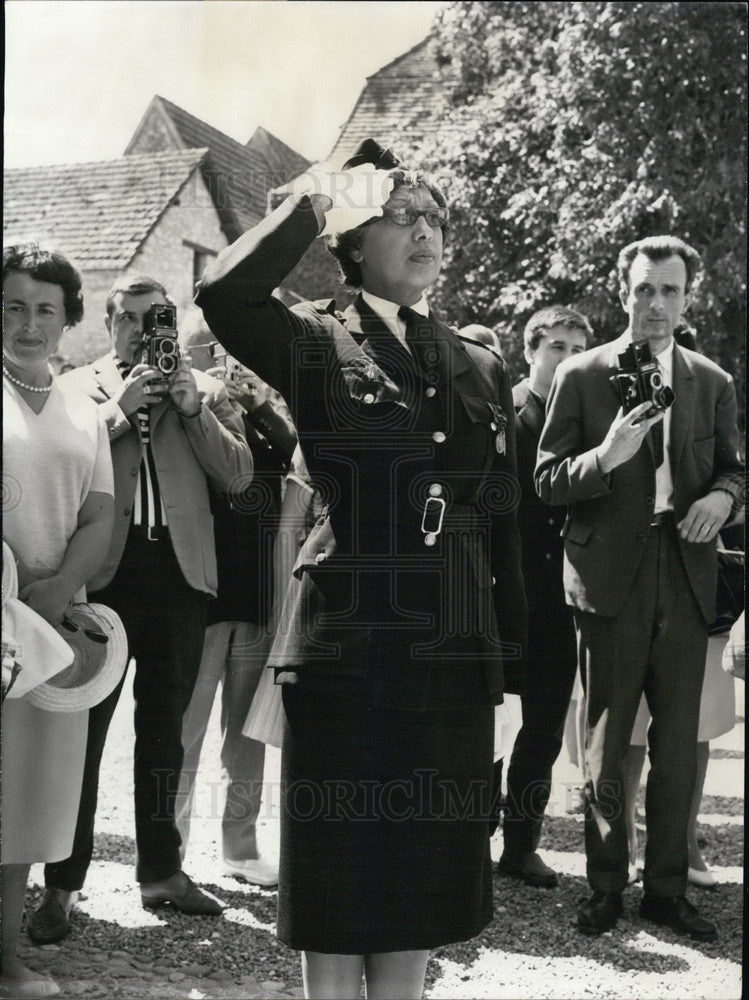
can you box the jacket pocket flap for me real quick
[460,391,502,426]
[562,520,593,545]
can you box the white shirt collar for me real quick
[654,337,675,377]
[360,291,429,347]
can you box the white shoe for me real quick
[223,857,279,887]
[688,865,717,888]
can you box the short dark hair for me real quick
[105,274,173,318]
[523,305,592,352]
[326,169,449,288]
[617,235,702,293]
[3,243,84,327]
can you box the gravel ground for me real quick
[17,677,744,1000]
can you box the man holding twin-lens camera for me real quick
[536,237,743,942]
[29,276,252,943]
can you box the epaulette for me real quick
[311,299,340,318]
[457,333,504,362]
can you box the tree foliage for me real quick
[419,1,746,419]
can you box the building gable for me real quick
[329,37,461,166]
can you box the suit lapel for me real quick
[513,380,544,439]
[92,352,125,399]
[669,344,695,475]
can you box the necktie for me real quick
[397,306,434,374]
[649,358,664,468]
[650,419,664,469]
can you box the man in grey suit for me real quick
[536,236,743,940]
[29,276,252,943]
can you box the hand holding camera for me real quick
[168,356,201,418]
[208,346,265,412]
[597,402,664,475]
[114,363,168,417]
[227,372,269,413]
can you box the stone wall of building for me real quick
[57,171,227,367]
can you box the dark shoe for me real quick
[28,888,77,944]
[578,891,623,935]
[140,871,225,915]
[639,893,717,941]
[497,851,559,888]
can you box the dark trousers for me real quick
[501,603,577,858]
[44,531,207,888]
[574,524,708,897]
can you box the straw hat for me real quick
[26,602,128,713]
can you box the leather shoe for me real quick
[223,857,279,887]
[639,893,717,941]
[28,888,77,944]
[578,891,623,935]
[497,851,559,888]
[140,871,224,915]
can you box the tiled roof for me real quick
[329,37,461,166]
[246,126,311,184]
[3,148,207,270]
[126,98,310,236]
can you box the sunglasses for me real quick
[61,616,109,644]
[381,206,449,228]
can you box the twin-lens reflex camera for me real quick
[139,303,180,380]
[609,340,675,421]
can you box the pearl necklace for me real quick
[3,364,54,393]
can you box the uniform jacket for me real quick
[513,379,567,616]
[534,333,744,622]
[58,354,252,595]
[196,195,527,703]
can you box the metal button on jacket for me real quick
[426,386,437,398]
[429,483,443,497]
[432,431,446,443]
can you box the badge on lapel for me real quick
[487,403,507,454]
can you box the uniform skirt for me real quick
[277,679,494,954]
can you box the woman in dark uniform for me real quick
[196,140,526,999]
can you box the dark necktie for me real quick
[398,305,434,374]
[650,357,665,468]
[650,419,664,469]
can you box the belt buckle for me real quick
[421,496,446,543]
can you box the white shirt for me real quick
[360,290,429,353]
[653,337,675,513]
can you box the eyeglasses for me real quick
[61,616,109,644]
[381,206,449,228]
